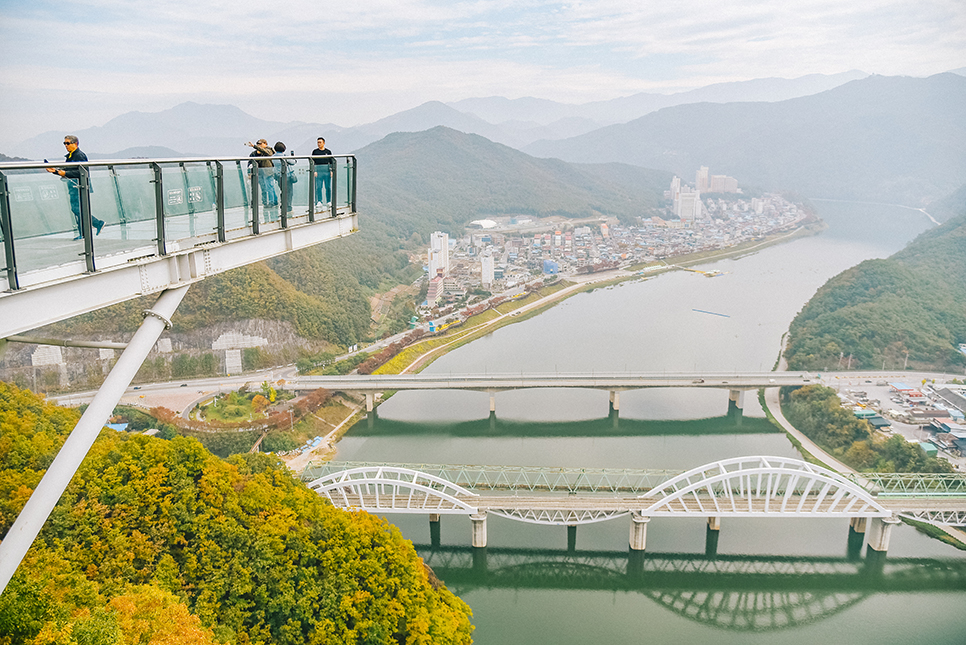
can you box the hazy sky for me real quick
[1,0,964,146]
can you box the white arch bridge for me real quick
[304,456,966,554]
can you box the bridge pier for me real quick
[705,525,720,557]
[430,514,441,548]
[365,392,375,413]
[471,512,488,548]
[629,514,650,551]
[867,516,902,554]
[848,518,868,560]
[567,525,577,552]
[728,389,745,424]
[609,390,620,411]
[489,391,496,414]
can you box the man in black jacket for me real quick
[45,135,104,239]
[312,137,333,210]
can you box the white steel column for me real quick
[867,515,902,553]
[471,512,488,548]
[0,285,189,593]
[629,513,650,551]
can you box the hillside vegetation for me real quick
[786,208,966,371]
[357,126,671,235]
[0,382,473,645]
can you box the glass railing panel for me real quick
[224,161,254,240]
[86,165,159,270]
[158,163,220,250]
[335,159,354,214]
[281,157,311,224]
[4,168,85,276]
[106,165,164,266]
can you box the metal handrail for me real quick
[0,154,355,170]
[0,154,357,292]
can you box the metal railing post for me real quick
[78,166,95,272]
[150,162,167,256]
[250,163,260,235]
[329,161,337,219]
[109,165,128,241]
[214,161,225,242]
[279,160,288,229]
[349,156,357,213]
[307,158,316,222]
[0,171,18,290]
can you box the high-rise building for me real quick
[670,176,681,197]
[428,231,449,278]
[676,191,701,224]
[696,167,709,192]
[481,254,494,287]
[710,175,739,193]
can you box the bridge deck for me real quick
[292,371,816,392]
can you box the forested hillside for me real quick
[0,382,474,645]
[359,126,670,235]
[786,209,966,371]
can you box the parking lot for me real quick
[821,373,965,470]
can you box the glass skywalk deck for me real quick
[0,155,358,337]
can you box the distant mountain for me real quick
[13,102,342,159]
[450,71,868,125]
[293,101,504,154]
[354,126,672,237]
[86,146,188,160]
[926,182,966,223]
[525,73,966,205]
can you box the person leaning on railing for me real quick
[45,134,105,240]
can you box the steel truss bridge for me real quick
[304,456,966,527]
[414,545,966,632]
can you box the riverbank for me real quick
[368,220,825,380]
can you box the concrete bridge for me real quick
[303,456,966,556]
[414,545,966,631]
[290,371,817,416]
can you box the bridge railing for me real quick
[0,155,356,291]
[302,461,681,494]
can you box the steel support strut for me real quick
[0,285,190,594]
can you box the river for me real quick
[334,201,966,644]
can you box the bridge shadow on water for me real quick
[414,544,966,632]
[351,412,777,438]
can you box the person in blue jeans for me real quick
[45,134,105,239]
[311,137,333,211]
[246,139,277,210]
[272,141,297,217]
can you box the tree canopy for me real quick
[786,209,966,371]
[0,382,473,645]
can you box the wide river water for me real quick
[335,201,966,644]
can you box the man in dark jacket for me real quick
[312,137,333,210]
[45,135,104,240]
